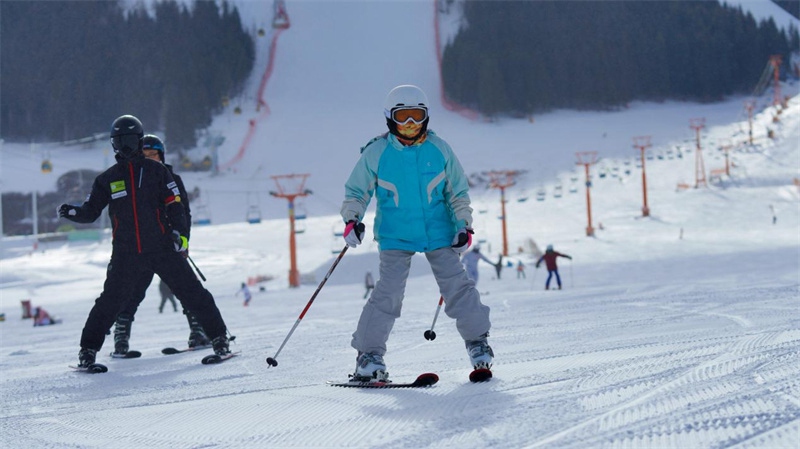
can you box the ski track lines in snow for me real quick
[516,292,800,448]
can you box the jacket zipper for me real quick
[128,162,142,253]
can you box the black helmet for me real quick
[110,115,144,159]
[142,134,165,162]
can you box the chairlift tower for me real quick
[487,170,521,256]
[575,152,597,237]
[269,174,312,288]
[770,55,782,108]
[690,118,707,188]
[744,100,755,145]
[633,136,652,217]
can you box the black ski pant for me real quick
[117,271,178,318]
[80,250,226,351]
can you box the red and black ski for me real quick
[110,350,142,359]
[328,372,439,388]
[161,345,212,355]
[469,368,492,383]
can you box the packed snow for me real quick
[1,1,799,448]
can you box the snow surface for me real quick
[2,1,800,448]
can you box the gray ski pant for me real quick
[351,247,491,356]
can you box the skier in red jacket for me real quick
[535,245,572,290]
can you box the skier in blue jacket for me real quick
[340,85,493,381]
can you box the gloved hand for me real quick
[451,227,474,254]
[171,230,188,253]
[58,204,78,218]
[343,220,365,248]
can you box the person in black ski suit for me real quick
[110,135,212,356]
[58,115,232,368]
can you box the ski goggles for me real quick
[111,134,141,153]
[386,107,428,125]
[143,141,164,151]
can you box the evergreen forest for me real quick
[441,1,800,117]
[0,0,254,149]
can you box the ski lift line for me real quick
[218,12,289,172]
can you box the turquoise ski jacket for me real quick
[341,130,473,252]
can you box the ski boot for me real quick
[78,348,97,368]
[465,332,494,370]
[113,313,133,355]
[211,334,231,356]
[185,310,212,349]
[352,352,389,382]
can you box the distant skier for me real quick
[340,84,492,381]
[33,307,61,327]
[516,260,526,279]
[461,245,495,284]
[535,244,572,290]
[363,271,375,299]
[237,282,252,307]
[159,278,178,313]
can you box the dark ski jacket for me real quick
[536,250,571,271]
[166,164,191,240]
[66,154,188,254]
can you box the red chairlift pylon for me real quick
[269,174,312,288]
[770,55,782,108]
[272,0,290,29]
[575,152,598,237]
[632,136,652,217]
[486,170,522,256]
[744,100,755,145]
[689,118,707,188]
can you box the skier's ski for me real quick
[161,345,212,355]
[201,352,239,365]
[328,372,439,388]
[70,363,109,374]
[110,350,141,359]
[469,368,492,383]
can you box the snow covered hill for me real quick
[1,1,800,448]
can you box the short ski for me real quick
[469,368,492,383]
[162,345,212,355]
[201,352,239,365]
[70,363,109,374]
[328,372,439,388]
[110,350,142,359]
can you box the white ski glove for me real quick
[343,220,365,248]
[451,227,474,254]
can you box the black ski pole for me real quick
[187,255,207,282]
[266,245,349,367]
[424,296,445,341]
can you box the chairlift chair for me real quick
[246,205,262,224]
[194,205,212,225]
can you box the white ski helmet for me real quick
[384,85,429,114]
[383,85,430,140]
